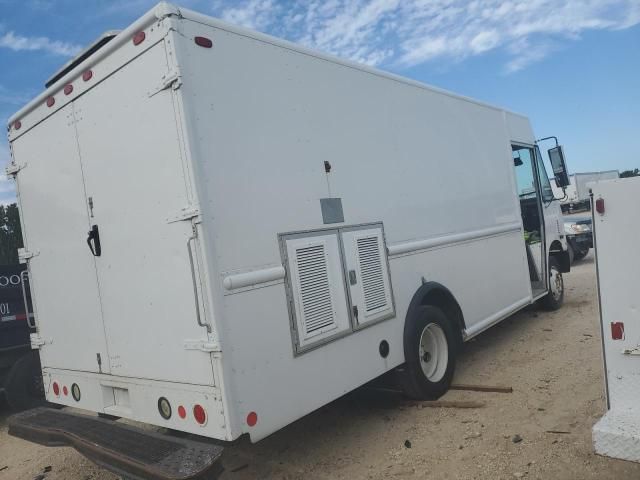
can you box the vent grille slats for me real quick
[295,244,336,336]
[357,236,388,312]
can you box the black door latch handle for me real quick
[87,224,101,257]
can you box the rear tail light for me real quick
[247,411,258,427]
[193,404,207,425]
[52,382,60,396]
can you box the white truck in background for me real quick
[6,3,572,478]
[592,177,640,462]
[552,170,619,212]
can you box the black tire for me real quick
[541,258,564,311]
[573,249,588,261]
[398,305,457,400]
[5,351,45,411]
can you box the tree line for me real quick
[0,203,23,265]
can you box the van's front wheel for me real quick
[541,259,564,310]
[399,305,457,400]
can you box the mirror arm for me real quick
[535,136,559,147]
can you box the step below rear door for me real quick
[72,41,214,386]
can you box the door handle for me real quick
[87,225,102,257]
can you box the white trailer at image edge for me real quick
[6,2,570,443]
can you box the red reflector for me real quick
[595,198,605,215]
[193,404,207,425]
[64,84,73,95]
[612,322,624,340]
[247,411,258,427]
[132,31,146,46]
[194,36,212,48]
[178,405,186,419]
[82,70,93,82]
[14,120,21,130]
[52,382,60,396]
[63,386,68,396]
[46,96,55,108]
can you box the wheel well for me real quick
[549,240,570,273]
[407,282,466,344]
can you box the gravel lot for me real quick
[2,251,640,480]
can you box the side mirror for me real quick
[548,145,570,188]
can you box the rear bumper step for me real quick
[8,407,224,480]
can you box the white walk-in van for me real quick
[6,2,572,477]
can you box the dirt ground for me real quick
[2,251,640,480]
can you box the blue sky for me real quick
[1,0,639,204]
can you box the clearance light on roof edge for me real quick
[13,120,21,130]
[132,31,146,46]
[64,84,73,95]
[194,36,212,48]
[82,70,93,82]
[46,96,55,108]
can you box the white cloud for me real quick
[212,0,640,72]
[0,31,82,56]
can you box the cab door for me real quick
[512,144,547,297]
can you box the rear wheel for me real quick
[399,305,457,400]
[5,351,45,411]
[541,258,564,310]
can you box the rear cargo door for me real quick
[11,104,110,373]
[72,42,214,385]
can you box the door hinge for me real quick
[18,248,39,264]
[184,339,220,353]
[167,205,201,224]
[6,162,24,176]
[30,333,49,349]
[148,69,182,98]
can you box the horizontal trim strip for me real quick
[223,266,286,291]
[388,222,522,257]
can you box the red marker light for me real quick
[52,382,60,396]
[247,411,258,427]
[14,120,21,130]
[132,31,146,46]
[46,96,55,107]
[64,84,73,95]
[82,70,93,82]
[63,386,68,396]
[194,36,212,48]
[193,404,207,425]
[612,322,624,340]
[177,405,186,419]
[595,198,605,215]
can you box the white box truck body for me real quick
[592,177,640,462]
[7,3,569,443]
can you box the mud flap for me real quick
[8,408,224,480]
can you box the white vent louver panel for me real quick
[343,227,394,327]
[284,233,350,351]
[295,244,335,336]
[357,236,388,313]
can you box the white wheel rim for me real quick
[550,267,563,301]
[418,323,448,382]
